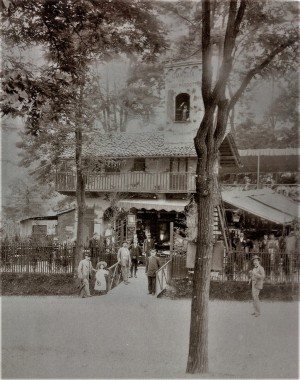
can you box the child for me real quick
[93,261,109,294]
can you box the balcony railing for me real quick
[56,171,197,193]
[56,171,299,198]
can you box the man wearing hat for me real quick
[78,250,94,298]
[249,255,265,317]
[117,241,131,285]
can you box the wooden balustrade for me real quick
[55,171,300,197]
[56,171,197,193]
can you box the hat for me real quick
[83,250,91,256]
[251,255,260,261]
[97,261,107,268]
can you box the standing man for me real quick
[249,255,265,317]
[78,251,94,298]
[129,238,142,278]
[89,233,100,267]
[143,233,155,259]
[145,249,160,295]
[117,241,131,285]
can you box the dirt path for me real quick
[1,271,299,379]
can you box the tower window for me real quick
[175,93,190,122]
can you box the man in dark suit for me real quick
[143,233,155,259]
[129,238,142,278]
[89,233,100,267]
[145,249,160,295]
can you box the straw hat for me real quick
[97,261,107,268]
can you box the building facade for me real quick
[55,60,241,249]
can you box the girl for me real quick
[93,261,109,294]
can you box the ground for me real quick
[1,271,299,379]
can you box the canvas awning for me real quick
[118,199,188,212]
[222,189,299,225]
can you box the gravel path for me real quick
[1,271,299,379]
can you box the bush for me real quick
[163,278,299,301]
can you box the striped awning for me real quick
[118,199,188,212]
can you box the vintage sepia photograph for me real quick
[1,0,299,378]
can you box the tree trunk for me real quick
[186,111,216,374]
[74,83,86,277]
[186,193,214,373]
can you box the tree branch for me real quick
[229,36,298,110]
[214,99,229,150]
[201,0,213,106]
[211,0,246,105]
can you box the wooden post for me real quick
[257,153,260,189]
[170,221,174,259]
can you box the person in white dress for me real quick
[93,261,109,294]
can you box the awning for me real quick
[222,188,299,225]
[118,199,188,212]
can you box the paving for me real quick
[1,269,299,379]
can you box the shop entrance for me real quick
[135,209,186,253]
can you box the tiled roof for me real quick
[62,131,234,158]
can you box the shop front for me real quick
[118,199,188,257]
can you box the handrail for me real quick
[107,261,122,291]
[156,259,172,297]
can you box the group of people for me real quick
[228,231,298,279]
[116,239,160,295]
[77,251,109,298]
[78,232,160,298]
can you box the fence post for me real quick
[291,251,294,295]
[170,222,174,277]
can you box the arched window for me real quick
[175,93,190,122]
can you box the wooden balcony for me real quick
[56,171,299,200]
[56,171,197,194]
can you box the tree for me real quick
[184,0,298,374]
[2,178,54,223]
[1,0,167,272]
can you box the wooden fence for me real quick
[1,242,299,285]
[0,242,119,274]
[169,251,300,285]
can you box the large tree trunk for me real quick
[186,111,217,374]
[74,83,86,276]
[186,191,214,373]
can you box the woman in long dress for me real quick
[93,261,109,294]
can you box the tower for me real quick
[164,60,203,143]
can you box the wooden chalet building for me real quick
[55,60,241,249]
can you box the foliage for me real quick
[2,0,167,74]
[1,0,168,178]
[2,178,56,223]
